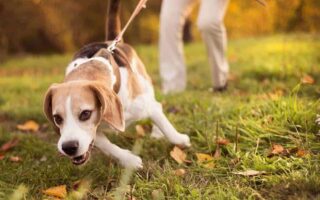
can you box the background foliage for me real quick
[0,0,319,56]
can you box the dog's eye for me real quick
[79,110,92,121]
[53,114,63,125]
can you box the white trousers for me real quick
[159,0,230,94]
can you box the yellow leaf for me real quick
[268,144,285,157]
[17,120,39,132]
[195,153,214,169]
[170,146,186,164]
[301,74,315,85]
[174,168,186,176]
[1,137,19,152]
[135,125,145,137]
[43,185,67,198]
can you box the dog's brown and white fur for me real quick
[43,1,190,169]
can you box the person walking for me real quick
[159,0,230,94]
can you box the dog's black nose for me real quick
[62,140,79,156]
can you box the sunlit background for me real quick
[0,0,320,199]
[0,0,319,57]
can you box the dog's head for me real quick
[43,81,124,165]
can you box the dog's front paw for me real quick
[119,150,143,169]
[173,133,191,147]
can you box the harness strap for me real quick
[108,54,122,93]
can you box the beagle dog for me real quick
[43,42,191,169]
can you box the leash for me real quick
[107,0,148,52]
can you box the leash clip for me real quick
[107,39,119,53]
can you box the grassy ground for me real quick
[0,34,320,199]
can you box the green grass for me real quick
[0,34,320,199]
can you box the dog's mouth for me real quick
[72,152,90,165]
[71,141,94,165]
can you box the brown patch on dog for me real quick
[64,60,114,88]
[111,43,151,98]
[127,72,143,99]
[113,42,151,82]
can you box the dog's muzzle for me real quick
[71,141,94,165]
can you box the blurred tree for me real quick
[0,0,319,56]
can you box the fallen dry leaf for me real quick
[170,146,187,164]
[135,125,145,137]
[290,147,308,158]
[10,156,22,162]
[301,74,315,85]
[217,138,230,146]
[1,138,19,152]
[43,185,67,198]
[17,120,39,132]
[232,169,266,176]
[269,89,284,100]
[195,153,214,169]
[174,168,186,176]
[296,149,308,157]
[268,144,285,157]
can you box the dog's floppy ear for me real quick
[89,82,125,132]
[43,84,60,134]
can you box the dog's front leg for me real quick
[95,133,143,169]
[149,102,191,147]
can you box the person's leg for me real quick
[197,0,230,90]
[159,0,195,94]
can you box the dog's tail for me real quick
[106,0,121,41]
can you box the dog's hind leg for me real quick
[95,133,143,169]
[149,102,191,147]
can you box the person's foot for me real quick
[213,83,228,93]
